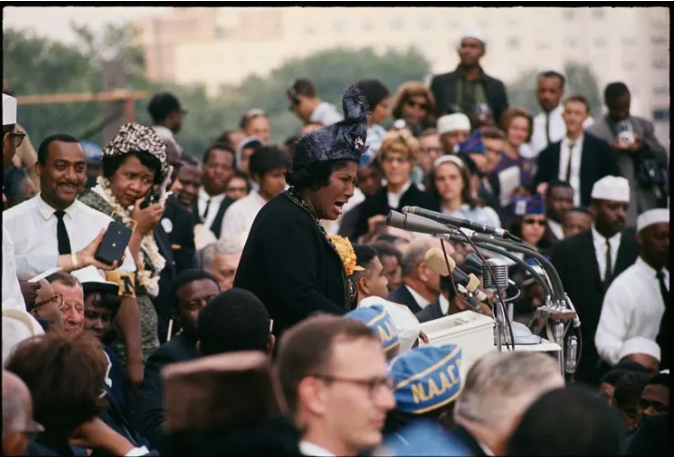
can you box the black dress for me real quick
[233,189,357,338]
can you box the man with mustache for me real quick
[552,176,639,386]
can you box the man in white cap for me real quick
[429,28,509,128]
[551,176,639,385]
[596,208,669,370]
[616,337,661,374]
[437,113,471,155]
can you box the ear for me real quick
[635,232,642,246]
[35,161,44,178]
[418,262,429,282]
[297,376,328,416]
[357,275,370,295]
[588,203,598,219]
[266,334,276,355]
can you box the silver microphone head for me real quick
[483,258,509,291]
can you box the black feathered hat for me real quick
[292,85,369,171]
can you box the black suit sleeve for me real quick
[496,79,509,124]
[173,216,196,272]
[133,350,173,449]
[534,147,552,188]
[598,140,621,178]
[430,76,445,118]
[550,239,569,289]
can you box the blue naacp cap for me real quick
[388,344,462,415]
[513,193,545,216]
[80,140,103,163]
[345,304,400,353]
[380,420,472,456]
[457,130,485,156]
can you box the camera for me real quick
[616,121,635,146]
[140,187,161,209]
[474,103,490,121]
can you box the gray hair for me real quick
[46,271,81,288]
[454,352,563,434]
[400,237,435,277]
[199,239,244,269]
[2,394,27,435]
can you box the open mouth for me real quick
[334,201,345,215]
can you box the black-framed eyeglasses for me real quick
[309,373,395,397]
[34,292,63,310]
[420,146,443,155]
[406,100,429,110]
[8,131,26,147]
[523,218,547,226]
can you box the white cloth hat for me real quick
[433,155,465,170]
[590,176,630,203]
[3,93,17,126]
[2,309,44,367]
[437,113,471,136]
[618,336,661,362]
[636,208,669,233]
[461,28,487,46]
[360,296,420,353]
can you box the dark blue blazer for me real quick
[387,285,423,314]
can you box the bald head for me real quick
[3,370,32,439]
[400,237,452,277]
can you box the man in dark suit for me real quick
[551,176,639,386]
[194,143,236,238]
[430,29,509,128]
[535,95,620,208]
[387,238,441,314]
[586,82,669,229]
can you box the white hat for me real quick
[437,113,471,136]
[2,309,44,367]
[3,93,17,126]
[461,28,487,46]
[636,208,669,233]
[71,266,119,295]
[433,155,464,170]
[360,296,420,353]
[590,176,630,203]
[618,336,661,362]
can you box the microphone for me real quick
[402,206,508,237]
[424,248,488,303]
[482,258,509,292]
[386,211,455,235]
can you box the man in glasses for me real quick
[287,77,343,127]
[46,271,84,334]
[277,315,396,456]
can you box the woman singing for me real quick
[234,86,369,337]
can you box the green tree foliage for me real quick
[3,24,430,156]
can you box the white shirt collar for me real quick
[299,441,336,457]
[548,219,564,240]
[562,133,584,147]
[388,180,412,198]
[635,256,669,279]
[36,194,77,221]
[198,186,226,203]
[250,189,267,205]
[152,125,174,140]
[439,294,450,315]
[405,284,431,309]
[591,224,622,245]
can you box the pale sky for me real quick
[3,6,172,43]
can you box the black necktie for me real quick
[202,198,211,223]
[54,210,72,255]
[565,143,575,182]
[545,113,552,146]
[656,270,670,369]
[603,238,612,289]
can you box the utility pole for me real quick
[102,59,127,144]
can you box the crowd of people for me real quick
[2,27,670,456]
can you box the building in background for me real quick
[136,7,668,146]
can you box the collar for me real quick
[250,189,268,204]
[635,256,668,278]
[591,224,622,245]
[562,134,584,146]
[548,219,564,239]
[405,284,431,308]
[388,180,412,198]
[198,187,226,203]
[549,104,564,117]
[299,441,336,457]
[153,125,174,139]
[439,294,450,315]
[476,439,495,456]
[36,194,77,221]
[456,64,486,81]
[310,102,336,122]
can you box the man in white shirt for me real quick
[596,208,669,369]
[3,134,144,389]
[530,71,594,158]
[196,144,236,238]
[277,315,396,456]
[220,145,290,241]
[288,77,343,127]
[148,92,186,155]
[544,180,574,241]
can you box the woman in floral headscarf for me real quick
[79,123,170,361]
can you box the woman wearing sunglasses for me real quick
[508,194,554,258]
[391,82,437,135]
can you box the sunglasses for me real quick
[523,218,547,226]
[406,100,429,110]
[638,398,668,414]
[8,131,26,147]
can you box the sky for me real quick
[3,6,172,44]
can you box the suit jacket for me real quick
[192,195,234,239]
[446,425,488,456]
[133,332,199,448]
[430,67,509,125]
[551,229,638,385]
[415,297,446,323]
[162,196,196,273]
[586,115,668,228]
[354,184,440,240]
[151,222,178,345]
[534,133,621,207]
[387,285,423,314]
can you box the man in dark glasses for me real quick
[287,77,343,127]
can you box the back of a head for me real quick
[290,77,317,99]
[248,145,291,178]
[454,352,563,434]
[353,244,377,272]
[355,78,390,112]
[5,332,107,438]
[400,237,434,277]
[507,385,624,456]
[148,92,181,124]
[613,371,650,410]
[197,289,271,356]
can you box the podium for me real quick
[420,311,562,380]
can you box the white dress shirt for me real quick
[197,187,227,232]
[406,284,431,310]
[3,195,136,276]
[438,294,450,315]
[310,102,344,126]
[558,135,584,207]
[591,225,621,282]
[387,180,412,209]
[2,223,28,311]
[595,257,669,365]
[152,125,183,154]
[219,190,267,241]
[530,104,595,158]
[548,219,564,240]
[299,441,336,457]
